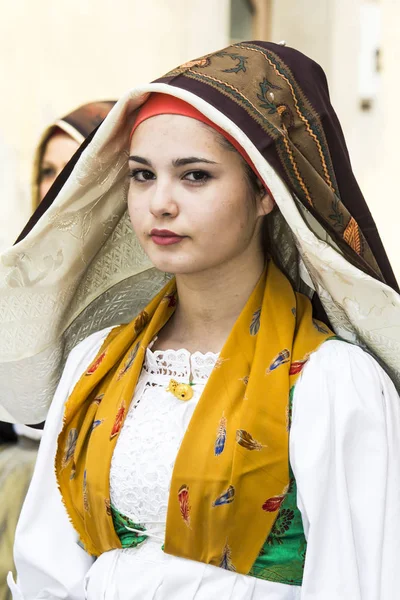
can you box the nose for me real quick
[149,181,179,219]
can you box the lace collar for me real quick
[143,347,219,385]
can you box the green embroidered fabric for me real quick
[249,385,306,585]
[111,505,148,548]
[249,467,306,585]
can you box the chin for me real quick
[149,255,207,276]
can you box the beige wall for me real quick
[0,0,230,244]
[270,0,332,76]
[379,0,400,278]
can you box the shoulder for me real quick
[293,339,398,422]
[38,327,115,436]
[60,327,115,395]
[301,338,392,389]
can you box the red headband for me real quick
[130,93,271,196]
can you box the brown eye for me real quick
[40,167,56,180]
[184,170,211,183]
[130,169,155,182]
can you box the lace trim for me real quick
[143,347,219,384]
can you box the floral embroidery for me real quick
[117,342,140,381]
[267,508,295,545]
[91,419,104,432]
[343,216,362,255]
[215,50,248,74]
[180,57,211,70]
[289,356,309,375]
[86,351,106,376]
[164,293,177,307]
[110,403,125,439]
[262,495,286,512]
[214,414,227,456]
[134,310,149,333]
[265,349,290,374]
[257,77,281,113]
[236,429,265,451]
[178,484,191,527]
[250,308,261,335]
[92,393,104,405]
[220,542,237,571]
[212,485,235,507]
[62,428,78,468]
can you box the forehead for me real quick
[129,114,220,153]
[43,132,79,160]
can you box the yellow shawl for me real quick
[56,261,332,574]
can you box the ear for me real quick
[256,180,276,217]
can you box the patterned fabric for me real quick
[250,470,305,585]
[110,377,307,586]
[56,261,333,574]
[250,387,306,585]
[111,505,148,549]
[157,42,396,290]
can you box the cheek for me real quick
[39,179,52,200]
[200,181,253,237]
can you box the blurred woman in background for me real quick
[32,101,116,209]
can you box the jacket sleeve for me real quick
[291,340,400,599]
[8,328,112,600]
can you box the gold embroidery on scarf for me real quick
[281,135,314,206]
[343,217,362,255]
[187,69,282,134]
[239,44,336,194]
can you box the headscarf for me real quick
[0,41,398,428]
[31,101,116,210]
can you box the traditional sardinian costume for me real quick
[1,42,399,600]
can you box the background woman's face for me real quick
[127,114,270,276]
[39,132,79,202]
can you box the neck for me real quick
[156,249,265,354]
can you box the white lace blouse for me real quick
[109,346,218,544]
[8,328,400,600]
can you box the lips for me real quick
[150,228,185,246]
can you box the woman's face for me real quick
[128,114,273,275]
[39,132,80,202]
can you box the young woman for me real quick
[2,41,399,600]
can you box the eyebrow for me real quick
[128,155,218,167]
